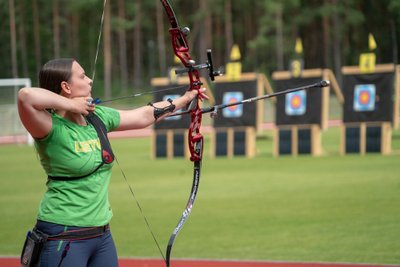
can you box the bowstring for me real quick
[91,0,187,105]
[91,0,166,262]
[114,156,166,262]
[92,0,107,84]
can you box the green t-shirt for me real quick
[34,106,120,227]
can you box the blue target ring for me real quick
[222,92,243,118]
[285,90,306,116]
[353,84,376,112]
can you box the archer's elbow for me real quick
[18,87,34,103]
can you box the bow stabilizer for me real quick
[202,80,331,117]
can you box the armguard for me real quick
[148,98,176,120]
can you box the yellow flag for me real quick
[295,38,303,54]
[368,33,377,51]
[230,44,241,61]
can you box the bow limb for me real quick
[165,160,201,267]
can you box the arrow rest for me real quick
[210,106,219,119]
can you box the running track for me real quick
[0,257,398,267]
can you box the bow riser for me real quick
[189,109,203,162]
[167,18,204,162]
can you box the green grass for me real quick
[0,127,400,264]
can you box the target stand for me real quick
[211,73,272,158]
[151,129,189,159]
[340,122,392,155]
[272,68,343,156]
[340,64,400,155]
[209,127,256,158]
[273,124,322,156]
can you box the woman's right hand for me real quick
[69,97,96,116]
[18,88,96,138]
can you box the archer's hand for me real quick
[70,97,96,115]
[184,88,209,104]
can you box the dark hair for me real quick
[39,58,75,94]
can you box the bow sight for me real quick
[174,48,223,81]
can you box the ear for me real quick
[60,81,71,96]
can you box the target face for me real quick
[285,90,306,116]
[353,84,376,112]
[222,92,243,118]
[163,94,181,120]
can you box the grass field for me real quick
[0,127,399,265]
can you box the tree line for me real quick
[1,0,400,99]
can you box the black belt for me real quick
[39,224,110,241]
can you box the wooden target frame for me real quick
[210,73,273,158]
[340,64,400,155]
[209,126,256,158]
[212,72,273,132]
[272,69,343,156]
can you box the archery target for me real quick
[222,92,243,118]
[285,90,306,116]
[163,94,181,120]
[353,84,376,112]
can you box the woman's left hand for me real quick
[184,87,209,104]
